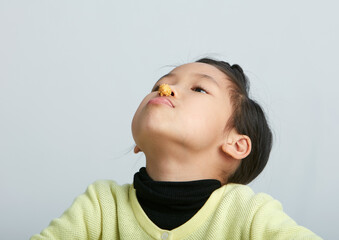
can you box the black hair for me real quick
[196,57,273,185]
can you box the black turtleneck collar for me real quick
[133,167,221,230]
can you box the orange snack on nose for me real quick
[158,84,172,96]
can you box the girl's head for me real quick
[132,57,272,185]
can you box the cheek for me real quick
[182,102,219,131]
[195,102,229,132]
[131,96,150,135]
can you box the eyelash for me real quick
[192,86,208,94]
[152,85,208,94]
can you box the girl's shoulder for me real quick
[84,180,132,200]
[219,184,323,239]
[221,183,275,207]
[89,179,131,189]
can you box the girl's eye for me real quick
[152,85,159,92]
[192,87,207,94]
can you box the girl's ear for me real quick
[221,131,251,160]
[134,145,142,154]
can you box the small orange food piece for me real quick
[158,84,172,96]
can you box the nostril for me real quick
[171,91,174,96]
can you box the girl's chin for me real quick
[133,127,181,149]
[137,117,174,134]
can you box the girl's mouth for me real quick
[147,97,174,108]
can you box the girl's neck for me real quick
[145,156,223,183]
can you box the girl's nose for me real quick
[158,84,175,97]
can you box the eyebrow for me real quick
[155,72,219,87]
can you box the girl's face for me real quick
[132,62,233,155]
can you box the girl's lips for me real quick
[148,97,174,108]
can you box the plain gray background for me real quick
[0,0,337,239]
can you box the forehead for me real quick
[171,62,227,79]
[167,62,231,87]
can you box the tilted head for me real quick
[132,58,273,185]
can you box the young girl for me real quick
[31,58,322,239]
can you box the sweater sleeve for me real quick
[250,194,323,240]
[30,183,102,240]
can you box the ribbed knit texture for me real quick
[133,167,221,230]
[30,180,323,240]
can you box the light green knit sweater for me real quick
[31,180,322,240]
